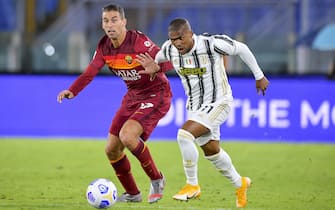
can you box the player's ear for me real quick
[123,18,127,27]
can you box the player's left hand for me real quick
[136,53,160,81]
[256,76,269,96]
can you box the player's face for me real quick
[169,28,194,55]
[102,10,126,40]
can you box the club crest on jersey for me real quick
[125,55,133,64]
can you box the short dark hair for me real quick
[168,18,191,32]
[102,3,125,19]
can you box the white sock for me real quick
[205,148,242,187]
[177,129,199,186]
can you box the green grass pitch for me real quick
[0,138,334,210]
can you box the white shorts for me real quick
[187,100,232,146]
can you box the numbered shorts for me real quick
[110,89,171,141]
[188,100,232,146]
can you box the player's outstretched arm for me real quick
[57,90,74,103]
[256,76,269,96]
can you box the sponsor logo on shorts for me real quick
[140,102,154,109]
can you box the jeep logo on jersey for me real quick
[179,67,207,76]
[125,55,133,64]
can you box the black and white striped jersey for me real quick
[156,33,264,111]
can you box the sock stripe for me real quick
[141,144,147,153]
[110,152,126,164]
[131,140,145,156]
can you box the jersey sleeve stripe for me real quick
[214,46,229,56]
[214,35,234,46]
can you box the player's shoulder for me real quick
[199,32,214,40]
[129,30,158,52]
[201,33,234,46]
[200,32,232,40]
[97,35,110,49]
[197,33,216,44]
[161,39,172,49]
[130,30,152,42]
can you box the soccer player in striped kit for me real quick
[57,4,173,203]
[136,18,269,208]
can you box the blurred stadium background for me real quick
[1,0,335,75]
[0,0,334,142]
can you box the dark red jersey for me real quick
[69,30,172,98]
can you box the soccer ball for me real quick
[86,178,118,208]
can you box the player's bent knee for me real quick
[119,129,140,149]
[105,141,123,161]
[177,129,198,166]
[104,144,115,155]
[177,129,195,143]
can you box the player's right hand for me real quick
[57,90,74,103]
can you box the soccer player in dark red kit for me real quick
[57,3,172,203]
